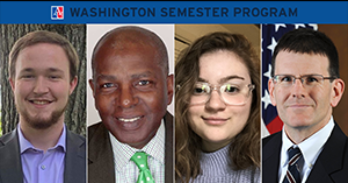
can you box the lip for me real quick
[288,104,311,108]
[287,104,312,112]
[27,99,53,108]
[202,116,229,126]
[115,115,145,130]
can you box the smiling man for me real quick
[262,28,348,183]
[0,31,86,183]
[88,26,174,183]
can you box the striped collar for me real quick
[109,119,165,172]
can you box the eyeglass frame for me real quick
[272,74,337,87]
[177,82,255,106]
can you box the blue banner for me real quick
[0,1,347,24]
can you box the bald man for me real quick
[88,26,174,183]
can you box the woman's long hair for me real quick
[175,32,260,183]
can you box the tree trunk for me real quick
[0,24,86,136]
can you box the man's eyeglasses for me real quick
[272,74,336,88]
[188,82,255,106]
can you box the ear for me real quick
[89,79,95,97]
[268,78,277,106]
[330,78,345,107]
[69,76,78,95]
[166,74,174,105]
[9,77,15,92]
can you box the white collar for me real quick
[280,116,334,169]
[109,119,165,172]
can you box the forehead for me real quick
[95,28,160,55]
[274,51,330,76]
[94,42,164,79]
[199,50,251,83]
[16,43,69,73]
[94,31,163,68]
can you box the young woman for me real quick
[175,32,260,183]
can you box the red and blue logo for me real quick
[51,6,64,20]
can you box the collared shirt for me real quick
[278,116,334,183]
[18,124,66,183]
[110,120,165,183]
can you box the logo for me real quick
[51,6,64,20]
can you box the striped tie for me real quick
[283,147,302,183]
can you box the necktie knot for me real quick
[288,147,301,166]
[131,152,155,183]
[131,152,149,171]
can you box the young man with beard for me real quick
[0,30,86,183]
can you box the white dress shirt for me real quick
[109,120,165,183]
[278,116,335,183]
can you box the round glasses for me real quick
[189,82,255,106]
[273,74,336,88]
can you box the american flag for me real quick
[261,24,318,137]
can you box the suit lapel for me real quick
[0,130,23,183]
[88,113,174,183]
[164,112,174,183]
[64,130,86,183]
[262,132,282,183]
[88,123,115,183]
[306,124,348,183]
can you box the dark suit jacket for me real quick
[0,128,86,183]
[262,123,348,183]
[88,112,174,183]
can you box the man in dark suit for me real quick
[0,31,86,183]
[263,28,348,183]
[88,26,174,183]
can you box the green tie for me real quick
[130,152,155,183]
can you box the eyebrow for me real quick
[131,71,155,79]
[95,71,156,81]
[275,73,324,77]
[19,68,35,73]
[96,74,117,81]
[19,68,64,74]
[47,68,64,73]
[198,75,245,84]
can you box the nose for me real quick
[33,77,49,94]
[290,78,307,98]
[117,85,138,108]
[205,90,226,111]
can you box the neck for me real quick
[284,115,331,144]
[202,139,231,153]
[20,117,65,153]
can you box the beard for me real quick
[17,102,68,130]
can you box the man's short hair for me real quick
[272,28,339,78]
[9,30,79,81]
[91,26,169,79]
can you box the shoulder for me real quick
[88,122,106,139]
[0,130,17,147]
[233,166,261,183]
[67,129,86,143]
[262,131,282,148]
[66,129,86,155]
[324,123,348,153]
[164,112,173,123]
[88,122,110,150]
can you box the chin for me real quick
[286,119,313,129]
[22,111,63,130]
[27,117,58,129]
[205,134,229,143]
